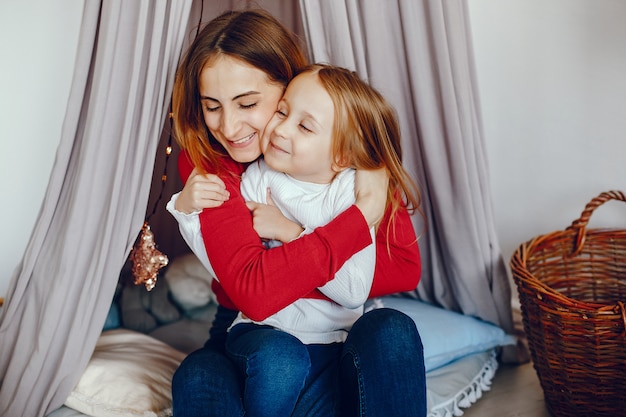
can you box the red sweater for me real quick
[179,151,421,321]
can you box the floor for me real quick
[462,301,552,417]
[462,360,551,417]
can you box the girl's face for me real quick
[262,72,337,184]
[199,55,284,163]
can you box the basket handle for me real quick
[567,190,626,256]
[619,301,626,337]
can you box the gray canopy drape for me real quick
[0,1,193,416]
[299,0,516,343]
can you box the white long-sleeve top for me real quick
[233,159,376,344]
[167,161,376,343]
[167,159,376,344]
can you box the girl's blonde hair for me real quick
[172,9,308,174]
[303,64,422,224]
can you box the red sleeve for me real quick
[211,206,422,310]
[181,152,372,322]
[178,151,420,317]
[368,205,422,298]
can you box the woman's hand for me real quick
[174,168,230,214]
[355,167,389,228]
[246,189,304,243]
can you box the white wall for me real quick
[468,0,626,267]
[0,0,83,297]
[1,1,625,299]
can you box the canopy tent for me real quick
[0,1,520,416]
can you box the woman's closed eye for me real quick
[204,102,257,112]
[240,102,257,110]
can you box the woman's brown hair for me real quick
[172,9,308,174]
[301,64,422,226]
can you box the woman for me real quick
[168,9,426,417]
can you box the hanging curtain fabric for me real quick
[142,0,306,264]
[0,1,193,416]
[299,0,516,349]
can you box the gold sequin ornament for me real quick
[129,222,168,291]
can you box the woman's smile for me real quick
[230,132,256,147]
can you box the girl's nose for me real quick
[273,118,289,139]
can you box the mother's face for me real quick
[199,55,284,163]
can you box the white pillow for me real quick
[368,296,515,372]
[165,253,216,311]
[427,349,498,416]
[65,329,187,417]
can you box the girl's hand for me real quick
[355,167,389,228]
[246,189,304,243]
[175,168,230,214]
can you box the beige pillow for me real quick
[165,253,216,311]
[65,329,186,417]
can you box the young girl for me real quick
[223,64,422,416]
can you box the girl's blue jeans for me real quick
[172,305,426,417]
[225,323,342,417]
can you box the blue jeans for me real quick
[172,305,426,417]
[172,306,244,417]
[340,307,426,416]
[225,323,341,417]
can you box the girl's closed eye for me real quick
[299,122,312,133]
[275,100,289,118]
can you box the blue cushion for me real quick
[102,301,121,331]
[369,296,515,372]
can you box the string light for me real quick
[130,109,173,290]
[130,1,204,291]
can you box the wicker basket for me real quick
[510,190,626,417]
